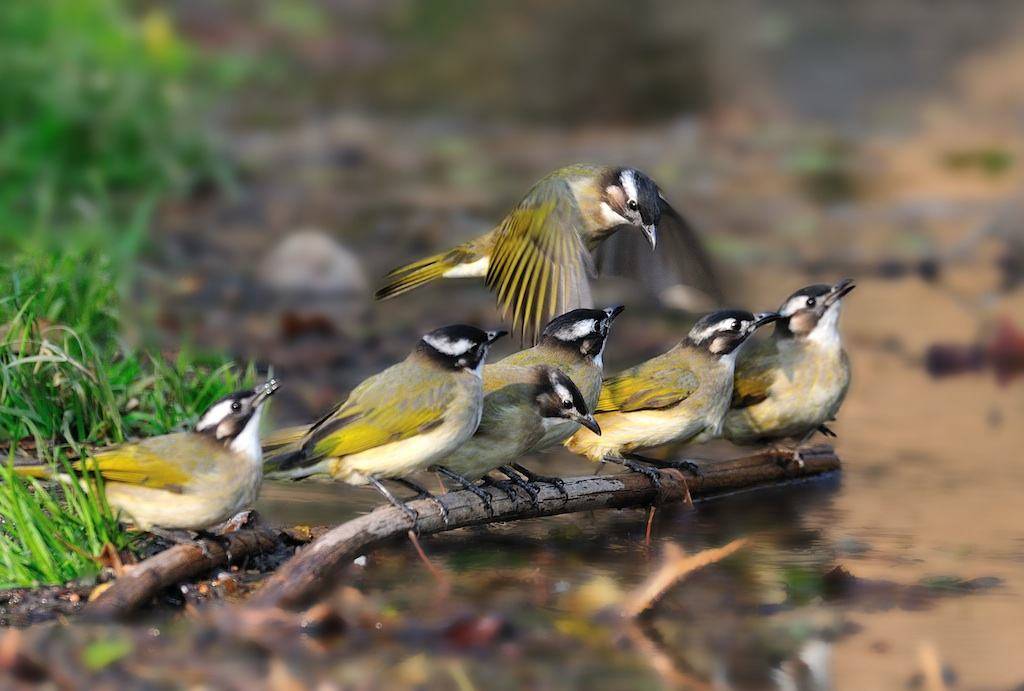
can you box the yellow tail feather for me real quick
[11,464,52,480]
[375,244,483,300]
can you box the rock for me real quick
[259,230,368,295]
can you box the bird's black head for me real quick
[775,278,855,339]
[684,309,780,358]
[534,367,601,435]
[539,305,625,363]
[418,324,507,373]
[601,167,662,249]
[196,379,280,450]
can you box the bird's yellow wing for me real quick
[597,354,699,413]
[731,339,779,409]
[299,360,457,462]
[486,174,593,340]
[81,433,211,491]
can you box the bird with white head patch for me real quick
[376,165,720,340]
[565,309,780,487]
[13,380,280,533]
[431,365,599,511]
[724,279,855,464]
[263,324,505,528]
[493,305,623,454]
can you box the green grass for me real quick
[0,452,132,589]
[0,1,255,588]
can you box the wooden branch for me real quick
[84,526,282,620]
[251,445,840,610]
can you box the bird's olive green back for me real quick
[481,362,544,395]
[84,433,225,491]
[486,173,595,340]
[731,338,781,409]
[302,358,459,461]
[597,347,700,413]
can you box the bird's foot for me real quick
[511,463,568,502]
[498,466,540,508]
[770,445,804,473]
[394,478,450,527]
[626,453,705,480]
[148,528,224,559]
[432,466,495,517]
[211,510,258,535]
[817,424,837,438]
[617,457,663,491]
[482,476,523,504]
[792,448,807,471]
[368,477,421,533]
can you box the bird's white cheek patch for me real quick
[197,400,235,431]
[599,202,630,227]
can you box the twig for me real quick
[251,446,839,611]
[644,506,656,547]
[620,539,748,619]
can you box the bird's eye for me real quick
[627,199,639,211]
[230,401,241,412]
[806,297,816,307]
[562,400,573,409]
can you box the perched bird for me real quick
[433,365,600,511]
[723,279,855,461]
[565,310,780,485]
[14,380,279,533]
[264,325,506,525]
[376,165,719,339]
[495,305,623,455]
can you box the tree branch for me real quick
[251,445,840,610]
[84,526,282,620]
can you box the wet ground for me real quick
[6,1,1024,687]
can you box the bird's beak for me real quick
[571,411,602,436]
[253,379,280,407]
[752,312,782,330]
[604,304,626,322]
[486,329,508,344]
[824,278,856,306]
[641,223,657,251]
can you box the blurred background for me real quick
[2,0,1023,687]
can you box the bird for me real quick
[263,325,506,526]
[375,165,719,339]
[13,380,280,533]
[565,310,780,487]
[493,305,623,456]
[432,364,600,511]
[723,278,855,463]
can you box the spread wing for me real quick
[82,433,209,491]
[597,353,699,413]
[595,194,723,309]
[486,175,593,341]
[731,340,778,409]
[298,361,457,462]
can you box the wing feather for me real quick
[486,177,592,341]
[298,361,457,462]
[731,340,778,409]
[597,354,699,413]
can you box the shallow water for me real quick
[244,274,1024,689]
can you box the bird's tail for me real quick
[261,424,310,455]
[374,244,482,300]
[8,463,52,481]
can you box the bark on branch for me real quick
[85,526,282,620]
[251,445,840,610]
